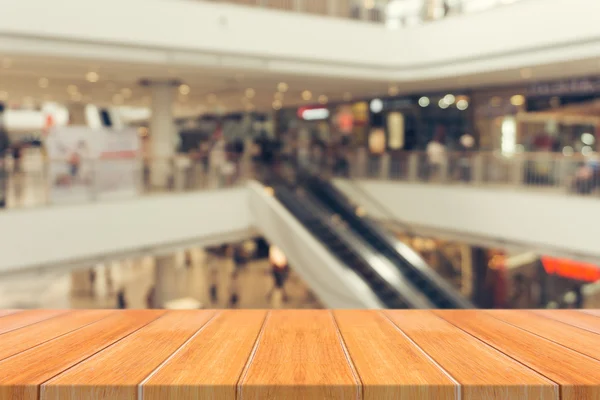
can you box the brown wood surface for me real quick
[42,310,216,400]
[0,310,600,399]
[385,310,557,399]
[436,310,600,400]
[334,310,457,400]
[534,309,600,334]
[143,310,267,400]
[0,310,163,400]
[239,310,361,400]
[0,310,68,335]
[0,310,114,362]
[489,310,600,362]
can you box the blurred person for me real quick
[458,132,475,182]
[12,143,22,174]
[208,125,226,188]
[267,246,290,303]
[146,286,156,309]
[89,269,96,297]
[229,269,240,308]
[233,244,247,272]
[573,155,600,194]
[116,289,127,309]
[426,127,447,181]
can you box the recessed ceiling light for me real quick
[438,99,449,109]
[418,96,430,107]
[245,88,255,98]
[274,92,284,100]
[278,82,288,92]
[456,99,469,110]
[318,95,328,104]
[443,94,455,105]
[38,77,49,89]
[86,72,99,83]
[510,94,525,106]
[179,84,190,95]
[388,85,399,96]
[302,90,312,101]
[272,100,282,110]
[121,88,132,98]
[370,98,383,113]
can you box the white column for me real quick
[150,83,176,188]
[154,254,176,308]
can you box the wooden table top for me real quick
[1,309,600,399]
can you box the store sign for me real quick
[529,78,600,96]
[541,257,600,282]
[297,107,330,121]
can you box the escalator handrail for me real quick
[303,173,474,309]
[273,185,432,309]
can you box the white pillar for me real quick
[149,83,176,188]
[154,254,176,308]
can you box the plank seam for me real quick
[0,310,72,337]
[38,310,168,399]
[330,310,363,400]
[532,310,600,335]
[381,310,462,400]
[0,310,117,363]
[136,310,221,400]
[434,311,562,399]
[484,310,600,364]
[236,310,271,400]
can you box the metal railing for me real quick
[0,155,254,210]
[204,0,526,25]
[328,149,600,197]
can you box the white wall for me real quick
[1,0,598,80]
[0,188,253,274]
[342,180,600,262]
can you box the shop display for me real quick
[46,126,140,204]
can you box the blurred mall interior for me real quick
[0,0,599,311]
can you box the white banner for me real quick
[46,126,140,204]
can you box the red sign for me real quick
[541,257,600,282]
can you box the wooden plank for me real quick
[0,310,114,362]
[239,310,360,400]
[143,310,266,400]
[0,310,68,335]
[538,310,600,331]
[0,310,163,400]
[42,310,216,400]
[385,310,557,399]
[489,310,600,362]
[334,310,458,400]
[436,310,600,400]
[534,310,600,334]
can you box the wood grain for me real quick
[489,310,600,362]
[143,310,267,400]
[534,310,600,334]
[436,310,600,400]
[334,310,457,400]
[0,310,114,362]
[385,310,557,399]
[0,310,68,335]
[0,310,163,400]
[239,310,360,400]
[41,310,215,400]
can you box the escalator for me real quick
[297,172,474,309]
[272,182,433,309]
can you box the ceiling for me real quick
[0,54,598,117]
